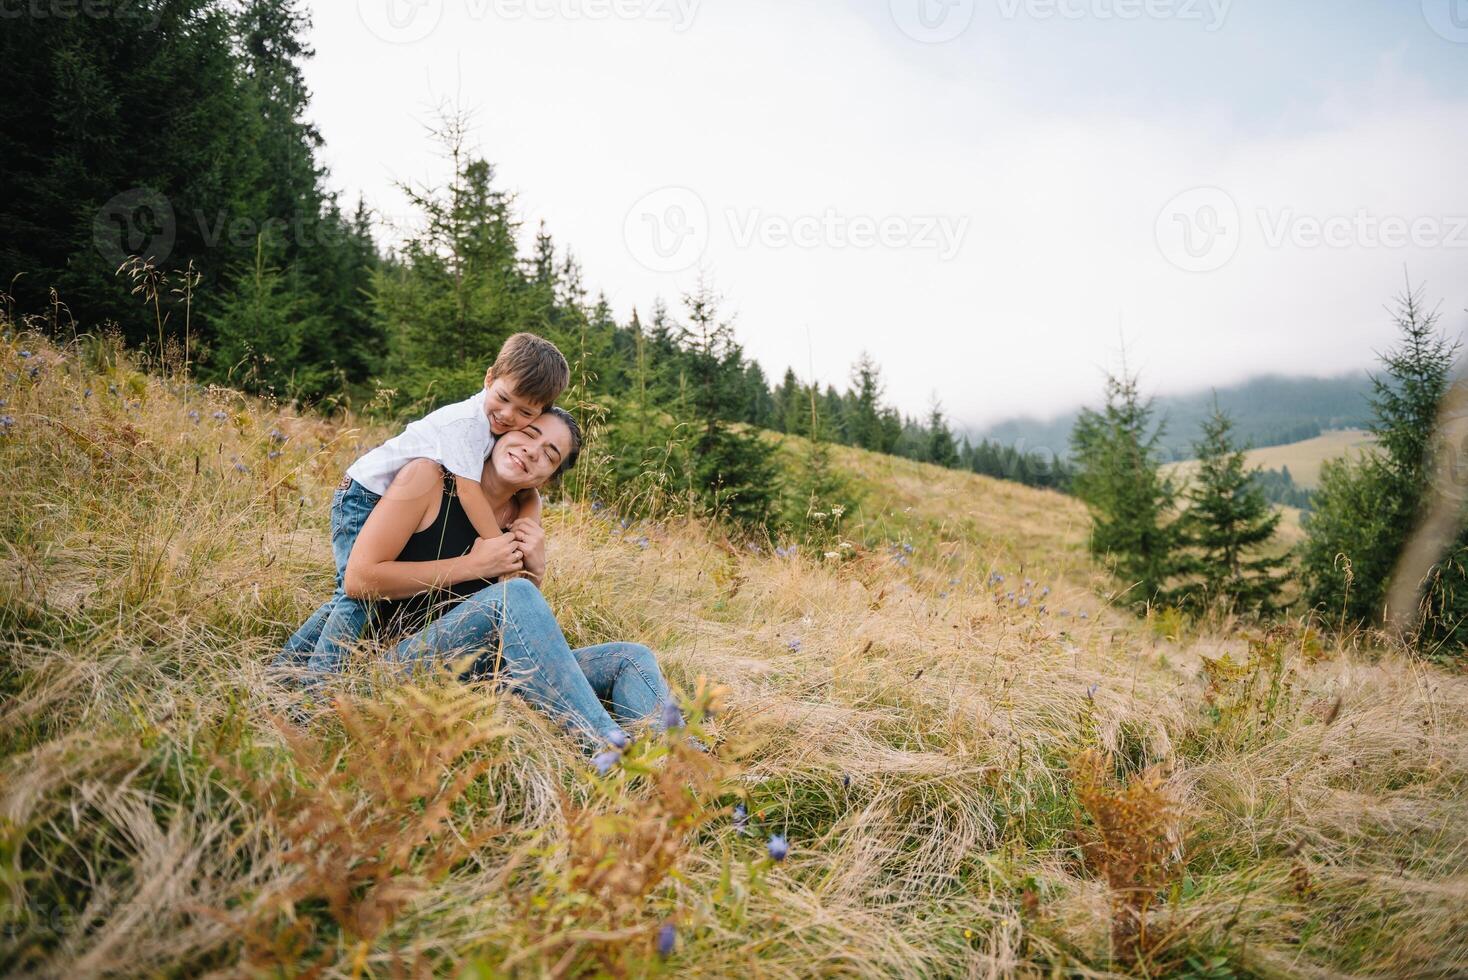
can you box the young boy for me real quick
[277,332,570,678]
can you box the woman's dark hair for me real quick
[545,406,582,479]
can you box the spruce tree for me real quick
[926,400,959,467]
[1174,406,1287,617]
[677,279,779,528]
[1071,368,1178,606]
[1301,281,1466,649]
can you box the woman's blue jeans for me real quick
[284,576,671,746]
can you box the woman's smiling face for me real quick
[488,411,572,489]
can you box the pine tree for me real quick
[677,279,779,527]
[926,399,959,467]
[848,354,885,451]
[1174,406,1287,617]
[1301,281,1466,648]
[1071,368,1178,607]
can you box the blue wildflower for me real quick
[592,749,621,776]
[902,543,914,554]
[212,410,227,421]
[268,428,286,444]
[747,541,762,554]
[1041,586,1051,596]
[27,365,39,379]
[660,700,683,731]
[17,350,31,358]
[592,499,605,511]
[187,409,200,423]
[1017,597,1029,608]
[656,922,676,958]
[82,389,91,399]
[1006,591,1015,601]
[938,591,948,599]
[842,773,852,789]
[233,462,250,474]
[0,415,14,433]
[767,835,790,862]
[108,383,118,395]
[1085,683,1099,701]
[732,803,750,834]
[636,536,650,549]
[989,571,1004,584]
[605,728,630,750]
[787,637,802,652]
[268,450,281,460]
[1024,578,1035,588]
[620,517,631,529]
[1079,612,1089,620]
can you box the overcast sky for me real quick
[302,0,1468,429]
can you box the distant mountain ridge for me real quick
[973,372,1374,462]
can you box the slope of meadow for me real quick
[1163,429,1376,491]
[2,330,1466,978]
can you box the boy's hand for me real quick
[466,532,523,580]
[510,517,546,581]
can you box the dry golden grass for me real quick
[2,329,1466,977]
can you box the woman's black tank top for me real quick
[372,471,496,639]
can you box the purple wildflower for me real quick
[211,410,227,421]
[787,637,802,652]
[605,728,630,750]
[268,428,286,444]
[660,700,683,731]
[989,571,1004,584]
[592,499,605,511]
[1017,597,1030,608]
[27,365,39,379]
[268,450,281,460]
[17,350,31,358]
[1079,612,1089,620]
[187,410,200,423]
[902,543,914,554]
[767,835,790,862]
[82,389,91,399]
[233,462,250,474]
[592,749,620,776]
[732,803,750,834]
[1085,683,1099,701]
[1041,586,1051,597]
[656,922,676,958]
[636,536,650,549]
[0,415,14,433]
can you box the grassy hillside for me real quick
[1164,429,1377,490]
[2,330,1466,977]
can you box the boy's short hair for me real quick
[545,406,582,479]
[490,333,569,408]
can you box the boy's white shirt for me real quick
[345,389,494,495]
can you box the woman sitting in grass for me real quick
[276,407,670,751]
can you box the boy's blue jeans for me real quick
[281,576,671,745]
[276,478,380,675]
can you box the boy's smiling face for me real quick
[484,374,545,436]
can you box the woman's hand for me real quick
[510,517,546,582]
[465,531,524,581]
